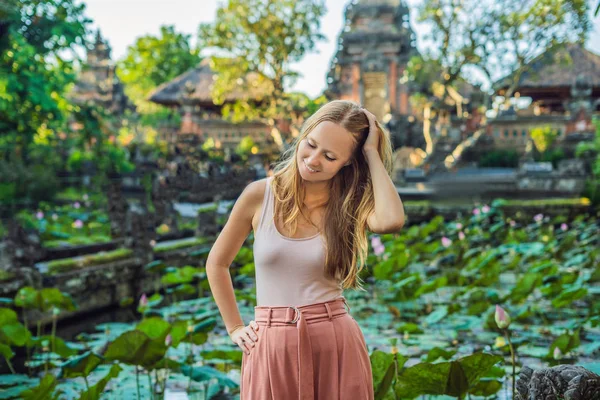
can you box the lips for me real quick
[304,160,319,173]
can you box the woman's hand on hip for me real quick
[230,320,259,355]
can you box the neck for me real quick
[302,179,330,206]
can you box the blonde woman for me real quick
[206,100,405,399]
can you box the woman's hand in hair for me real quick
[362,108,380,156]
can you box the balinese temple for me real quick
[325,0,437,176]
[488,43,600,151]
[325,0,418,134]
[148,58,274,152]
[70,30,132,114]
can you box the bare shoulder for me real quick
[234,178,269,229]
[239,178,268,206]
[207,178,269,269]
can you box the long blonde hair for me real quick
[270,100,393,290]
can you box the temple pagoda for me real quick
[325,0,417,122]
[70,30,132,114]
[148,58,274,152]
[489,43,600,151]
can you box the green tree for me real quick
[530,125,558,153]
[235,136,256,162]
[117,25,201,111]
[576,118,600,205]
[418,0,591,101]
[197,0,326,146]
[0,0,90,161]
[116,25,198,160]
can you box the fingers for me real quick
[361,107,374,118]
[235,323,260,355]
[244,329,257,344]
[237,337,252,354]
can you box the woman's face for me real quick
[296,121,356,182]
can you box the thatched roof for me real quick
[494,43,600,94]
[148,58,268,107]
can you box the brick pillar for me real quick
[352,63,361,103]
[389,60,397,112]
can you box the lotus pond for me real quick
[1,200,598,399]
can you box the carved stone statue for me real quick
[151,175,179,234]
[106,180,129,239]
[516,365,600,400]
[565,74,594,119]
[4,218,46,269]
[125,208,155,265]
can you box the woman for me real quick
[206,100,405,399]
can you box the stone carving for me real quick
[151,175,179,233]
[515,365,600,400]
[106,180,129,239]
[196,209,219,238]
[2,219,44,287]
[4,218,45,269]
[125,208,155,265]
[557,159,586,176]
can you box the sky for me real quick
[83,0,600,99]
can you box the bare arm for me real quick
[361,109,405,234]
[206,179,265,334]
[365,147,405,234]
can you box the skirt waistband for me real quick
[254,296,350,327]
[251,296,351,400]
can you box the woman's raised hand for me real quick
[229,320,260,355]
[362,108,380,155]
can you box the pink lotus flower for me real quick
[509,220,516,227]
[456,223,463,230]
[494,305,512,329]
[458,231,465,241]
[560,223,568,231]
[374,244,385,256]
[72,219,83,229]
[149,240,157,247]
[553,347,562,360]
[165,334,172,347]
[441,237,452,247]
[482,205,490,213]
[73,202,81,209]
[36,211,44,220]
[534,213,543,223]
[472,208,480,216]
[139,293,148,307]
[371,236,382,249]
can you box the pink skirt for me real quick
[240,296,374,400]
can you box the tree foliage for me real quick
[197,0,326,133]
[117,25,201,111]
[530,125,558,154]
[417,0,591,100]
[0,0,90,161]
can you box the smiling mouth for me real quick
[304,161,319,173]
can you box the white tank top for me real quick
[252,177,344,307]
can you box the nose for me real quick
[305,154,320,168]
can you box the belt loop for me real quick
[324,303,333,320]
[267,308,273,327]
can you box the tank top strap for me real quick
[257,176,275,233]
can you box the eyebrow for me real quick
[307,136,338,158]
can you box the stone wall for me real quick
[3,242,209,330]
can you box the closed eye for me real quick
[307,141,336,161]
